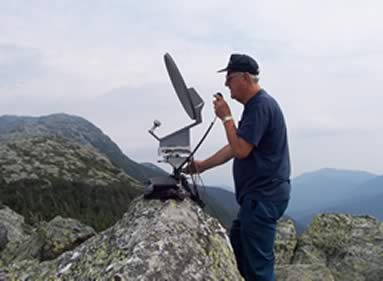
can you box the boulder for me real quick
[0,206,32,244]
[293,213,383,281]
[1,216,95,264]
[276,264,335,281]
[275,217,298,264]
[2,197,243,280]
[39,216,96,261]
[0,224,8,251]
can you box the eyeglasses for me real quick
[225,72,244,83]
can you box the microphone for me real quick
[213,92,223,98]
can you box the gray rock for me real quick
[276,264,335,281]
[1,216,96,264]
[275,217,298,264]
[0,223,8,251]
[39,216,96,261]
[4,197,243,280]
[0,206,32,244]
[0,206,33,268]
[293,213,383,281]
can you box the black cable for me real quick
[178,92,223,172]
[177,115,218,172]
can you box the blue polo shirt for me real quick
[233,89,291,204]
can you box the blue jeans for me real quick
[230,197,289,281]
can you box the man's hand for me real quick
[213,94,231,120]
[182,160,205,174]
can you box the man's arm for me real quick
[213,95,254,159]
[185,144,234,174]
[223,119,254,159]
[200,144,234,171]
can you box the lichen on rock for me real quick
[276,264,335,281]
[0,214,95,269]
[275,217,298,264]
[292,213,383,281]
[2,197,243,281]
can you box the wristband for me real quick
[222,116,234,124]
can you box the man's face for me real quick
[225,72,244,100]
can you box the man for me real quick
[185,54,291,281]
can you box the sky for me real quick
[1,0,382,190]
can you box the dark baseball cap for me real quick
[217,54,259,75]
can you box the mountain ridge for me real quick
[0,113,165,183]
[287,168,382,232]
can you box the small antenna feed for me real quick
[149,119,161,141]
[151,120,161,131]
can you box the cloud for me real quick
[0,0,382,182]
[0,44,46,89]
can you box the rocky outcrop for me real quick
[0,224,8,251]
[292,214,383,281]
[0,206,33,268]
[0,216,96,265]
[275,213,383,281]
[1,198,242,280]
[0,205,33,246]
[277,264,335,281]
[0,114,165,182]
[0,198,382,280]
[0,136,138,186]
[275,217,297,264]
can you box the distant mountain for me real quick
[0,113,183,230]
[0,114,164,183]
[324,175,383,219]
[296,189,383,233]
[0,135,142,231]
[346,174,383,198]
[140,162,169,176]
[287,168,381,232]
[320,195,383,223]
[287,168,376,214]
[199,186,239,229]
